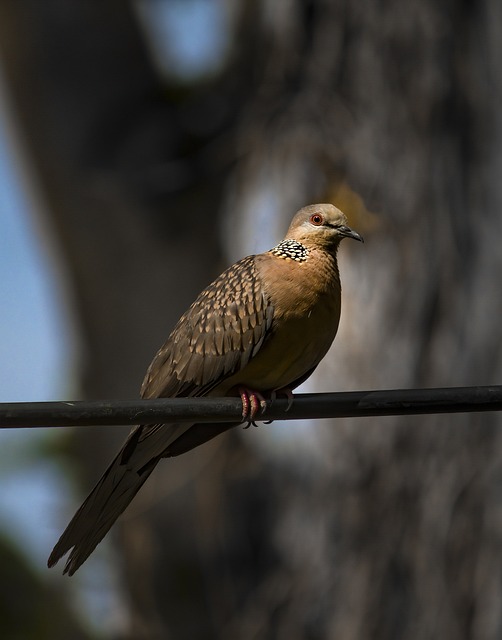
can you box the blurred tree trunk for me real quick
[2,1,502,640]
[0,1,238,636]
[223,3,502,640]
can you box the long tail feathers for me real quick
[48,448,159,576]
[48,419,212,575]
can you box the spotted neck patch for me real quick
[270,239,309,262]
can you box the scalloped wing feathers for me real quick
[141,255,274,400]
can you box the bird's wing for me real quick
[126,254,275,458]
[141,254,275,401]
[48,255,276,575]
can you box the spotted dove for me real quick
[48,203,363,574]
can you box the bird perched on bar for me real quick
[48,203,363,575]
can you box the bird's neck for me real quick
[268,238,341,291]
[270,238,310,262]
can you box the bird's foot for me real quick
[238,387,267,427]
[270,387,294,412]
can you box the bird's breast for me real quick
[221,250,342,392]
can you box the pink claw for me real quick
[238,387,267,426]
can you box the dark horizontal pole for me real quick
[0,386,501,428]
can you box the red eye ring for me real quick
[309,214,324,226]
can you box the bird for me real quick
[48,203,363,575]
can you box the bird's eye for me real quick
[309,214,324,226]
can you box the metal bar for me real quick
[0,386,501,428]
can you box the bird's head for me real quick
[286,203,364,251]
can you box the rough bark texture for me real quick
[1,1,502,639]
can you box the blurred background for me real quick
[1,1,502,638]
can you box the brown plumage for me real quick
[48,203,363,575]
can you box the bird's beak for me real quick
[338,225,364,243]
